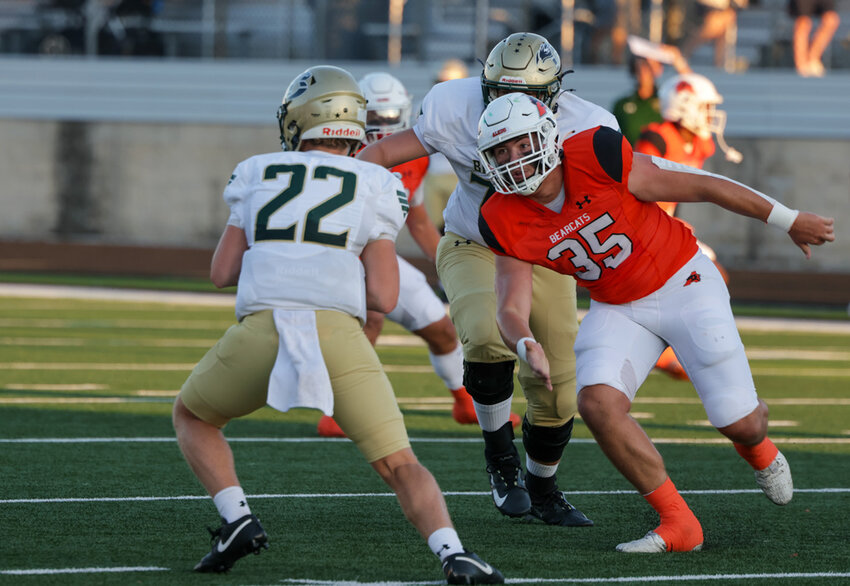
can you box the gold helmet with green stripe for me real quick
[277,65,367,153]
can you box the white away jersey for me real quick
[413,76,619,245]
[224,150,407,322]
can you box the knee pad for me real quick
[522,416,574,463]
[463,360,514,405]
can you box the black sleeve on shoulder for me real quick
[592,126,627,183]
[478,208,506,255]
[637,129,667,157]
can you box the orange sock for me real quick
[734,437,779,471]
[644,477,703,552]
[450,387,478,424]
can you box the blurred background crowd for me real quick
[1,0,848,74]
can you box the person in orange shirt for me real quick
[635,72,740,380]
[476,93,834,553]
[316,72,492,437]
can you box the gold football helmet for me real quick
[481,32,563,109]
[276,65,367,152]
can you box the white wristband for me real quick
[767,203,799,232]
[516,337,536,363]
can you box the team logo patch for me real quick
[286,71,312,100]
[537,42,556,65]
[684,271,701,286]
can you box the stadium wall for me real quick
[0,57,848,304]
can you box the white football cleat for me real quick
[755,451,793,505]
[616,531,667,553]
[615,531,703,553]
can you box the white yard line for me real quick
[2,283,849,333]
[0,566,168,576]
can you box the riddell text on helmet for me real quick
[322,127,360,137]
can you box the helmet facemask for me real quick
[478,93,560,196]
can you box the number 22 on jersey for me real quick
[255,163,355,247]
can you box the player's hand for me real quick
[789,212,835,259]
[522,339,552,391]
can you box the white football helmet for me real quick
[477,93,560,196]
[277,65,366,153]
[358,72,412,144]
[481,32,563,109]
[659,73,742,163]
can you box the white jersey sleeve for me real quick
[371,166,408,241]
[222,166,251,228]
[223,150,406,323]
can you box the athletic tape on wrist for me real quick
[516,337,536,363]
[767,203,799,232]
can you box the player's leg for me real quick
[664,253,793,506]
[174,310,277,572]
[808,9,840,75]
[318,309,503,583]
[575,302,703,552]
[520,265,591,526]
[436,233,528,517]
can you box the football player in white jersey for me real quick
[172,65,503,584]
[316,71,481,438]
[359,32,618,527]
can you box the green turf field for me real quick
[1,288,848,585]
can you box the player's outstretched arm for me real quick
[630,154,835,258]
[356,128,430,169]
[405,203,440,262]
[494,255,552,390]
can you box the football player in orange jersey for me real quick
[477,93,834,553]
[316,72,485,438]
[635,72,740,381]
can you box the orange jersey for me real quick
[635,121,715,216]
[479,127,698,305]
[391,156,429,202]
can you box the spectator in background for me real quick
[611,37,691,145]
[790,0,840,77]
[682,0,746,68]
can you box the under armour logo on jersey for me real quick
[684,271,701,286]
[239,500,246,507]
[453,239,472,247]
[575,195,592,209]
[227,174,236,185]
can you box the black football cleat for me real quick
[486,449,531,518]
[193,514,269,573]
[442,550,504,584]
[526,489,593,527]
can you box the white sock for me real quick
[526,455,559,478]
[428,344,464,391]
[473,397,513,432]
[213,486,251,523]
[427,527,464,562]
